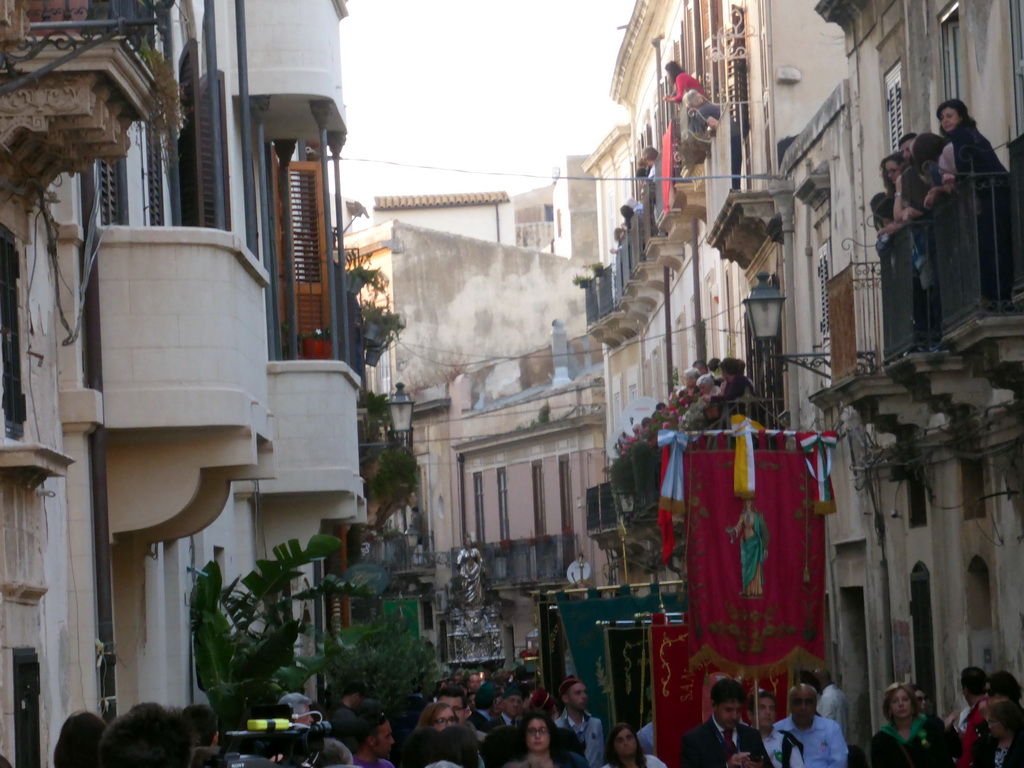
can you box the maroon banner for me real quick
[686,448,826,675]
[651,621,702,768]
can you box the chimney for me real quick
[551,319,571,386]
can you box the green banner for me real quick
[555,586,684,728]
[383,598,419,637]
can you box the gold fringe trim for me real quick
[687,641,825,679]
[814,500,837,515]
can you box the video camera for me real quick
[212,706,332,768]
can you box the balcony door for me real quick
[532,461,546,536]
[909,563,937,703]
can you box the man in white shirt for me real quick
[774,685,847,768]
[814,670,850,740]
[747,690,804,768]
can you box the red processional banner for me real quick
[662,123,674,214]
[685,442,826,675]
[650,617,794,764]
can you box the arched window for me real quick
[910,562,936,701]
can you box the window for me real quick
[940,6,964,100]
[558,456,573,533]
[1011,0,1024,133]
[961,459,985,520]
[532,461,546,536]
[473,472,485,541]
[909,563,937,707]
[1,226,25,438]
[543,204,554,222]
[884,64,904,153]
[818,241,832,344]
[908,475,928,528]
[497,468,510,540]
[98,160,126,226]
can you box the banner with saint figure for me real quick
[685,443,826,675]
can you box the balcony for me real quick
[451,534,577,590]
[99,227,273,541]
[813,167,1024,430]
[707,188,777,269]
[258,359,365,547]
[241,0,346,139]
[362,538,447,578]
[585,482,616,535]
[2,0,155,188]
[585,222,663,347]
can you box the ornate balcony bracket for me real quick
[777,352,831,378]
[707,189,777,268]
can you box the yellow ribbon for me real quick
[731,415,765,498]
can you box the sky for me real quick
[338,0,633,214]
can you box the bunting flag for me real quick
[658,430,690,565]
[661,122,674,213]
[731,415,764,498]
[798,431,839,514]
[686,446,826,676]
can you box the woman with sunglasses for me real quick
[871,683,951,768]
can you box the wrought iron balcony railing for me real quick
[879,171,1017,363]
[451,534,577,587]
[362,538,448,575]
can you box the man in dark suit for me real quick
[682,678,771,768]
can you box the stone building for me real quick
[0,0,364,760]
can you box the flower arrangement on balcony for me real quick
[301,328,331,359]
[361,303,405,366]
[572,273,595,287]
[499,539,513,551]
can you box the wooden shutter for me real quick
[145,122,164,226]
[98,159,118,226]
[1,226,25,438]
[279,160,329,338]
[198,69,231,229]
[178,40,204,227]
[885,64,903,152]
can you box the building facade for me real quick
[0,0,364,761]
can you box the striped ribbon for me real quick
[798,431,838,513]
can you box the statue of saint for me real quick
[456,536,484,606]
[726,498,769,597]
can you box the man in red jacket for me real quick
[946,667,988,768]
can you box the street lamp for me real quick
[742,272,786,340]
[388,382,414,437]
[743,272,831,377]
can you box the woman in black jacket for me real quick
[871,683,951,768]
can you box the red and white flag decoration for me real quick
[797,431,838,514]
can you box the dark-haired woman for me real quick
[973,701,1024,768]
[663,61,705,102]
[520,711,584,768]
[931,98,1013,304]
[600,723,668,768]
[54,711,107,768]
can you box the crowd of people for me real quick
[615,357,757,456]
[16,663,1022,768]
[871,99,1013,345]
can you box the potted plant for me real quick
[573,273,594,287]
[301,328,331,360]
[499,539,513,551]
[348,265,385,295]
[361,304,405,351]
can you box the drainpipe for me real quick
[275,140,298,359]
[663,268,673,392]
[204,0,226,230]
[691,219,707,361]
[81,169,117,720]
[158,7,180,226]
[769,180,798,423]
[234,0,258,254]
[252,97,280,360]
[311,101,340,360]
[328,131,351,367]
[494,202,501,243]
[457,453,467,543]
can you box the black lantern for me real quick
[388,382,414,435]
[743,272,786,340]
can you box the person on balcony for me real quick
[664,61,706,104]
[680,374,719,430]
[704,358,754,411]
[929,99,1013,304]
[683,89,721,137]
[678,367,700,406]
